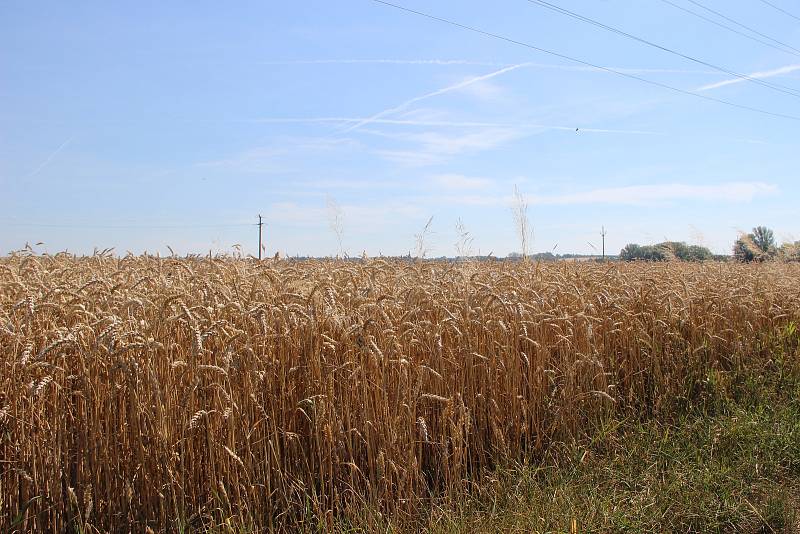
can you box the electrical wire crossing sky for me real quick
[1,0,798,257]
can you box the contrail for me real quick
[260,59,505,66]
[259,58,717,75]
[698,64,800,91]
[246,116,665,135]
[26,135,74,179]
[243,116,770,143]
[340,63,527,133]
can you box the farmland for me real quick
[1,255,799,532]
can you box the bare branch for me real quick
[414,216,435,259]
[326,195,345,257]
[511,185,533,259]
[454,218,474,259]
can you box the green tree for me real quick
[734,226,777,262]
[685,244,713,261]
[620,243,664,261]
[620,244,643,261]
[620,241,712,262]
[752,226,776,253]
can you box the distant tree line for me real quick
[734,226,799,262]
[508,251,614,261]
[618,226,800,263]
[619,241,714,262]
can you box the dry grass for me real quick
[1,255,799,532]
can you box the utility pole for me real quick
[257,214,263,260]
[601,226,607,260]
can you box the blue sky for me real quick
[1,0,798,257]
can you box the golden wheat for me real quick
[1,255,799,531]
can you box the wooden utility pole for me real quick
[257,214,263,260]
[601,226,607,260]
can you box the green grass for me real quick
[204,343,800,533]
[192,366,800,533]
[419,364,800,534]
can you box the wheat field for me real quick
[1,254,799,532]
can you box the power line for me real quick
[657,0,800,57]
[368,0,800,122]
[525,0,800,98]
[756,0,800,23]
[683,0,800,55]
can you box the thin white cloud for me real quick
[260,58,717,75]
[374,149,445,167]
[265,200,422,229]
[364,120,669,166]
[697,64,800,91]
[26,135,74,179]
[536,182,778,205]
[374,127,526,166]
[247,116,664,135]
[260,59,505,66]
[456,78,509,102]
[340,63,526,133]
[300,178,404,190]
[433,173,493,189]
[218,118,663,170]
[442,182,777,207]
[199,147,289,173]
[198,137,361,173]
